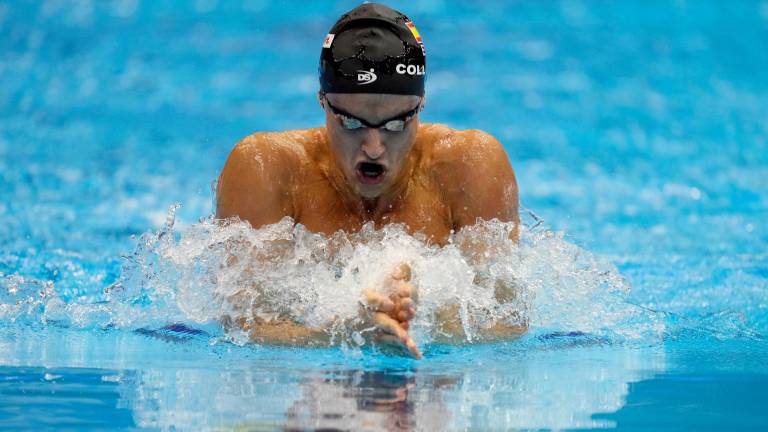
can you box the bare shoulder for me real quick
[420,124,519,228]
[216,129,321,227]
[425,125,510,171]
[226,129,316,169]
[424,124,515,193]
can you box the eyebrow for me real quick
[326,100,421,128]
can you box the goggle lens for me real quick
[338,115,408,132]
[324,97,421,133]
[340,116,364,130]
[382,120,406,132]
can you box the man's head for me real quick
[318,3,426,199]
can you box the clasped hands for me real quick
[361,263,421,359]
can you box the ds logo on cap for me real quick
[357,69,377,85]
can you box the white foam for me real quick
[106,206,663,345]
[1,205,665,347]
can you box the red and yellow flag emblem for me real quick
[405,21,422,44]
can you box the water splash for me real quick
[0,274,55,324]
[1,205,667,348]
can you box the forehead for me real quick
[325,93,421,122]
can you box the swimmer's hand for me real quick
[361,263,421,359]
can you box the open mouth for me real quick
[355,162,387,185]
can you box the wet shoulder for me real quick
[219,128,324,201]
[217,129,324,221]
[417,124,518,228]
[231,128,322,168]
[419,124,510,181]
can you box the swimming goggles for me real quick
[323,96,422,132]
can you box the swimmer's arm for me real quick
[431,306,527,344]
[220,283,334,346]
[235,317,331,346]
[226,305,419,354]
[215,133,295,227]
[432,130,526,342]
[220,248,416,349]
[428,279,527,343]
[216,134,321,344]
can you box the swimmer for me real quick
[216,3,523,358]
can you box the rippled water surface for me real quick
[1,0,767,430]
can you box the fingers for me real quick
[373,312,422,359]
[374,333,401,345]
[388,283,414,310]
[362,289,395,313]
[395,298,416,322]
[375,329,422,359]
[406,338,422,359]
[400,297,414,311]
[391,291,416,322]
[393,283,413,300]
[390,281,418,307]
[391,263,412,281]
[373,312,408,340]
[397,308,415,322]
[366,282,416,318]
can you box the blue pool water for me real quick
[2,0,767,430]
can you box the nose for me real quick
[361,128,385,159]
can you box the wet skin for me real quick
[216,93,521,357]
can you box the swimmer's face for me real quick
[321,93,422,198]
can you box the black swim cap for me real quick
[319,3,426,96]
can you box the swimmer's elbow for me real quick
[478,321,527,342]
[242,318,330,347]
[432,304,527,344]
